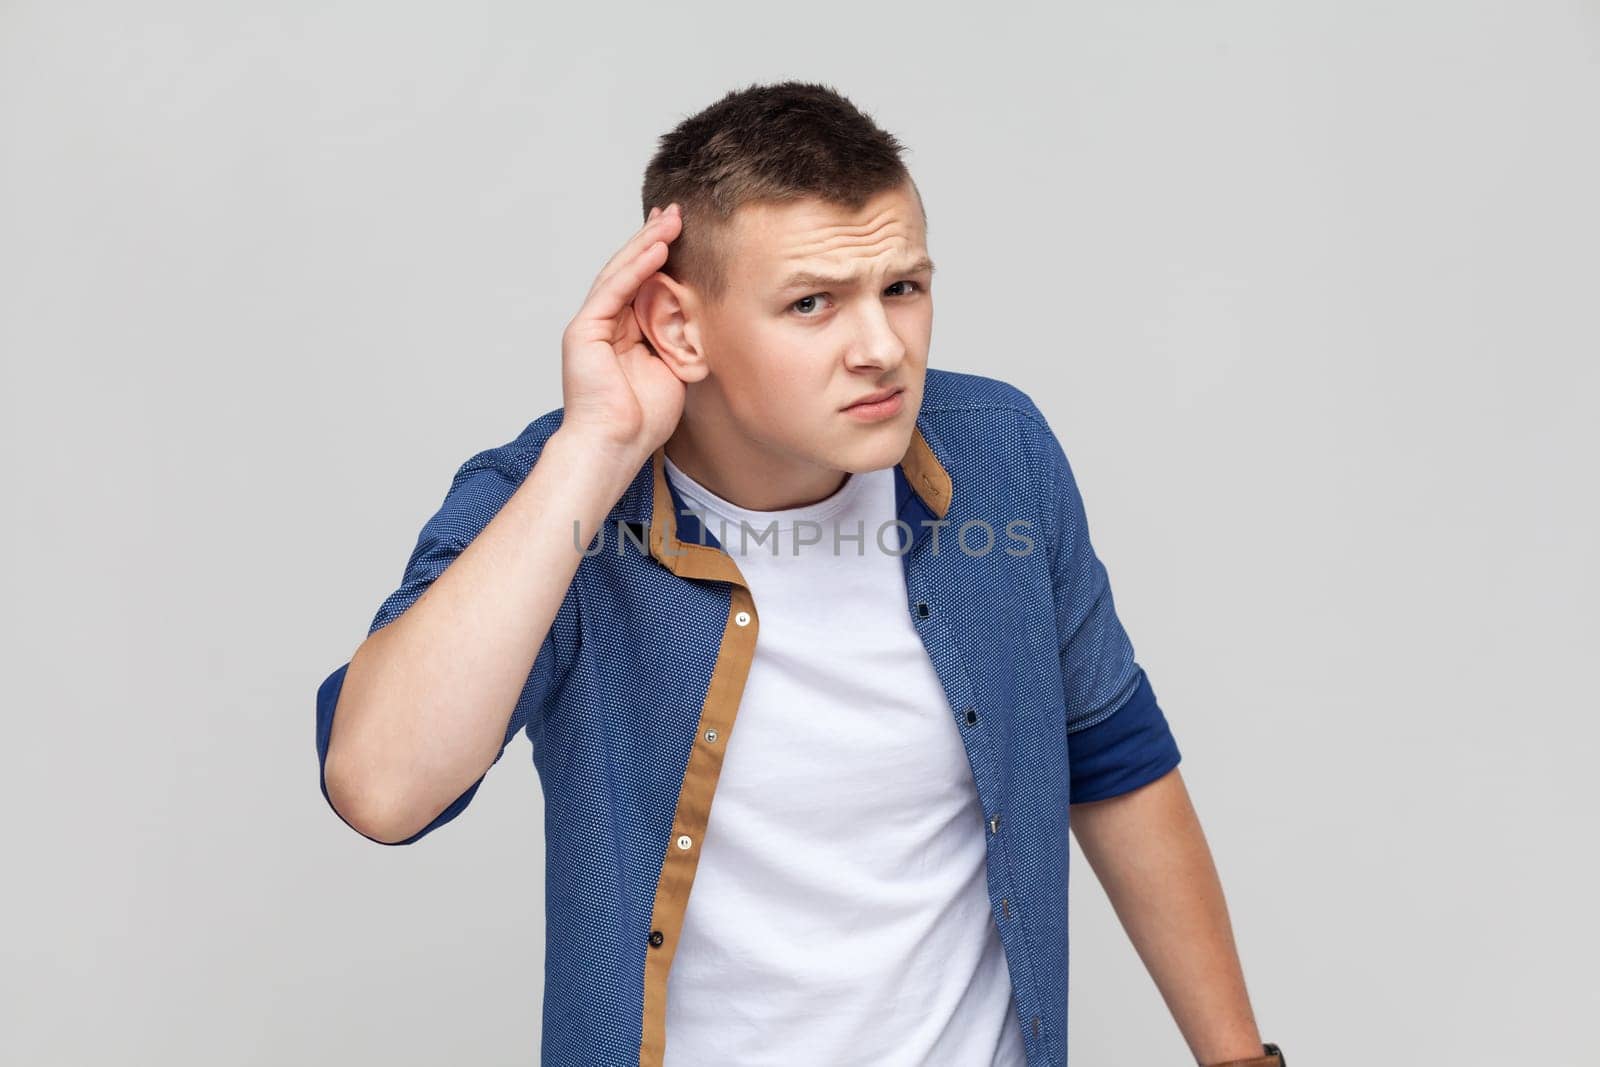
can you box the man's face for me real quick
[687,180,934,478]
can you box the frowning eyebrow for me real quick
[774,255,937,293]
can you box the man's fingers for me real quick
[593,206,677,294]
[590,205,679,299]
[575,238,670,335]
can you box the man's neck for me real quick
[663,421,848,514]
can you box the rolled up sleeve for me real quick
[1030,405,1182,804]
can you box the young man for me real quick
[315,81,1284,1067]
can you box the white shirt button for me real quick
[676,834,693,851]
[734,611,751,626]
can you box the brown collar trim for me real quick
[646,445,747,585]
[897,421,952,520]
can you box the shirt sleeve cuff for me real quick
[1067,669,1182,805]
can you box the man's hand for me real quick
[560,203,687,459]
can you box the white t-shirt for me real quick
[661,453,1028,1067]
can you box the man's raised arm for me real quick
[321,201,689,843]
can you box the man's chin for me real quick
[826,416,919,475]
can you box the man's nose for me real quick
[846,302,908,371]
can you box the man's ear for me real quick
[634,272,710,384]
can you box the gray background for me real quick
[3,2,1596,1064]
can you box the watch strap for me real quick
[1205,1042,1285,1067]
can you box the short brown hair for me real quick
[641,80,924,304]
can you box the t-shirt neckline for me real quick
[663,453,871,530]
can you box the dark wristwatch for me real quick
[1205,1042,1285,1067]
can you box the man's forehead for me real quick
[729,194,928,282]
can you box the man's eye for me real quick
[790,281,925,317]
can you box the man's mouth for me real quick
[843,386,903,410]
